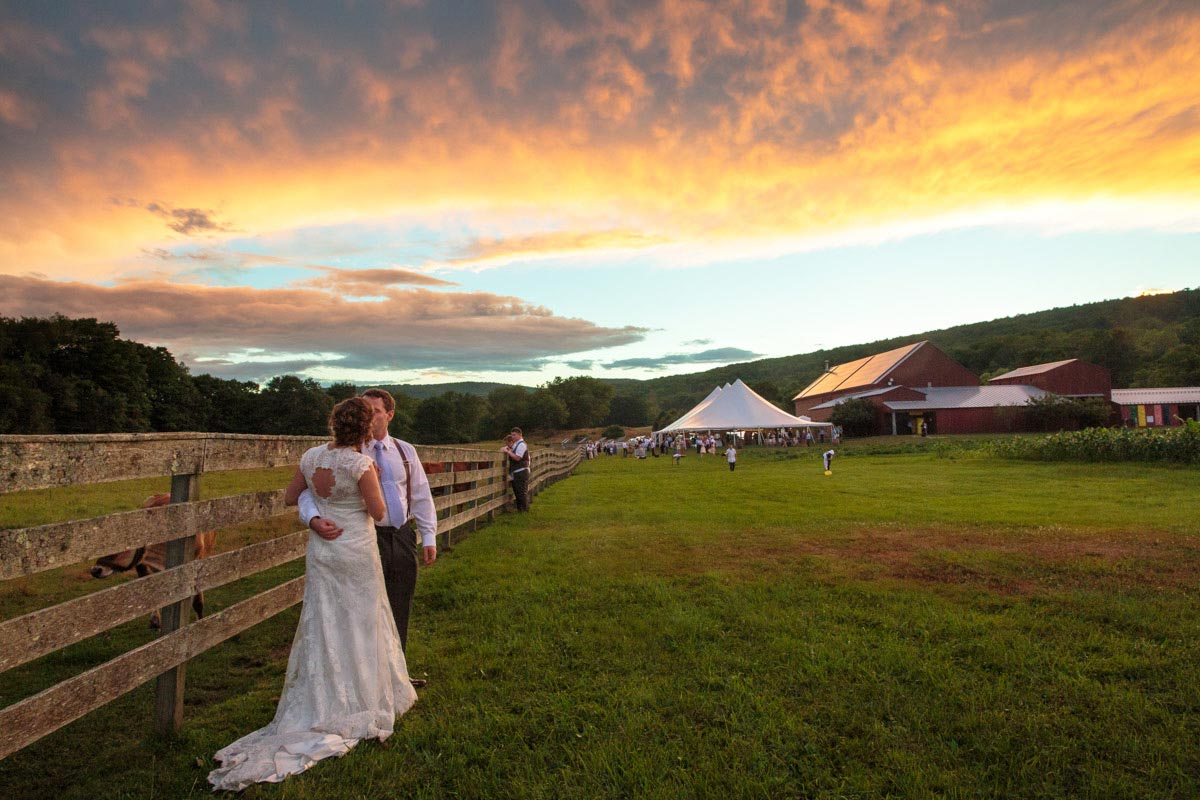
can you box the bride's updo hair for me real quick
[329,396,374,447]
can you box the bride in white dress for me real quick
[209,397,418,792]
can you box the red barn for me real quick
[880,385,1049,435]
[987,359,1111,399]
[793,341,979,420]
[804,385,925,432]
[808,384,1049,435]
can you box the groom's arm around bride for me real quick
[297,389,438,675]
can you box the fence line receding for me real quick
[0,433,583,760]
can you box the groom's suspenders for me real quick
[390,437,414,526]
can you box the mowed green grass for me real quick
[2,447,1199,799]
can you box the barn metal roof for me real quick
[1111,387,1200,405]
[793,341,925,400]
[808,386,913,410]
[884,385,1047,411]
[987,359,1078,381]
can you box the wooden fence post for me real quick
[154,471,200,735]
[488,452,498,522]
[468,460,479,534]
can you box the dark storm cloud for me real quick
[5,0,1174,183]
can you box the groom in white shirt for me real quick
[299,388,436,686]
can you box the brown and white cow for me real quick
[90,493,217,629]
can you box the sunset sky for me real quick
[2,1,1198,385]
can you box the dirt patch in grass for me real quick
[853,527,1199,594]
[645,525,1200,596]
[885,559,1039,596]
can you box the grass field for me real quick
[2,443,1199,798]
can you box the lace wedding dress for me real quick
[209,445,417,792]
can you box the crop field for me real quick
[1,443,1198,798]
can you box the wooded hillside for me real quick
[3,288,1197,436]
[629,287,1200,419]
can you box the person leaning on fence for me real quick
[298,388,436,687]
[503,427,531,511]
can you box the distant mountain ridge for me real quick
[377,381,530,400]
[365,289,1199,415]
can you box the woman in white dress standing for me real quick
[209,397,418,791]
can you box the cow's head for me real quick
[90,493,171,579]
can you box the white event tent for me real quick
[655,379,833,435]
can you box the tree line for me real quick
[6,288,1199,439]
[0,315,650,439]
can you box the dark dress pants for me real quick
[375,522,419,651]
[511,469,530,511]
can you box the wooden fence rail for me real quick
[0,433,583,761]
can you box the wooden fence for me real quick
[0,433,583,760]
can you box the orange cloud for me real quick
[0,1,1197,280]
[0,88,37,129]
[436,229,674,271]
[302,267,457,293]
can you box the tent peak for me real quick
[654,376,830,433]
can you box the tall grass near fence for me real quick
[990,420,1200,464]
[2,448,1199,798]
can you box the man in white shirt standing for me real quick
[299,388,437,686]
[502,427,531,511]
